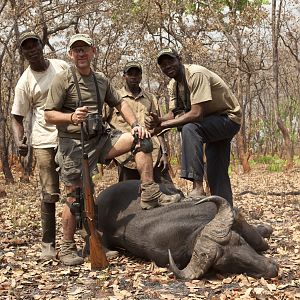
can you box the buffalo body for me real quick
[96,180,278,279]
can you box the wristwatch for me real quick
[131,121,140,129]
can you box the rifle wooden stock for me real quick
[82,153,109,270]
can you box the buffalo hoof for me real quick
[264,258,279,278]
[256,224,273,238]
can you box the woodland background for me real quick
[0,0,300,299]
[0,0,300,180]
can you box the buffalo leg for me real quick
[233,209,269,252]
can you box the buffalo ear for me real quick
[198,196,234,243]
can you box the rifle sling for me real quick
[70,66,103,113]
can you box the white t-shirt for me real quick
[11,59,69,148]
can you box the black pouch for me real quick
[83,113,103,139]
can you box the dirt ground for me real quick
[0,163,299,300]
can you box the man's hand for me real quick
[145,112,161,130]
[157,153,168,172]
[18,136,28,157]
[72,106,89,124]
[131,125,151,139]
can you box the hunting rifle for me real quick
[81,138,109,270]
[71,65,108,270]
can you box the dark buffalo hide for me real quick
[96,180,278,279]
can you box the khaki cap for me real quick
[19,31,41,48]
[123,61,142,73]
[68,33,93,50]
[157,48,179,64]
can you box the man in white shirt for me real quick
[11,31,69,260]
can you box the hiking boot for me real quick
[157,193,182,206]
[40,242,56,260]
[187,189,207,200]
[140,182,181,209]
[60,240,84,266]
[140,199,159,210]
[140,182,160,209]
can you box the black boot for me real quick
[41,202,56,259]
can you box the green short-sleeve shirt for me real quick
[108,86,161,169]
[45,67,122,137]
[168,64,242,125]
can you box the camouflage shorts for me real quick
[55,129,122,186]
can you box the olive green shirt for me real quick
[45,67,122,138]
[168,64,242,125]
[108,85,160,168]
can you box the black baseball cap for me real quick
[19,31,41,48]
[157,48,179,64]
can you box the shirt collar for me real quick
[120,84,146,99]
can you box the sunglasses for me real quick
[71,46,92,54]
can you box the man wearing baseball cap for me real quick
[44,35,181,265]
[106,61,182,196]
[67,33,93,50]
[11,30,69,261]
[146,47,242,206]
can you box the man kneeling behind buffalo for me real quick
[44,33,181,266]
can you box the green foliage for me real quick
[253,155,276,164]
[194,0,268,12]
[251,155,286,172]
[169,156,179,165]
[267,162,284,172]
[294,156,300,166]
[228,163,232,176]
[131,0,141,14]
[184,2,197,13]
[249,159,258,167]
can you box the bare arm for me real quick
[161,103,204,129]
[115,100,150,139]
[146,103,204,133]
[158,134,168,154]
[44,106,89,125]
[11,114,25,144]
[115,100,138,128]
[157,133,169,171]
[11,114,28,156]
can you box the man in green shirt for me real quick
[108,61,181,195]
[45,35,180,266]
[146,48,242,206]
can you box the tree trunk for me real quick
[236,131,251,173]
[0,114,14,184]
[235,37,251,173]
[272,0,293,168]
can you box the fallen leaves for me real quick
[0,165,299,299]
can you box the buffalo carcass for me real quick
[96,180,278,279]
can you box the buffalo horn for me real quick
[168,196,234,279]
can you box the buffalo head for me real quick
[168,196,278,279]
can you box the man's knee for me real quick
[181,123,203,142]
[135,138,153,154]
[42,192,59,203]
[65,185,80,203]
[181,123,195,135]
